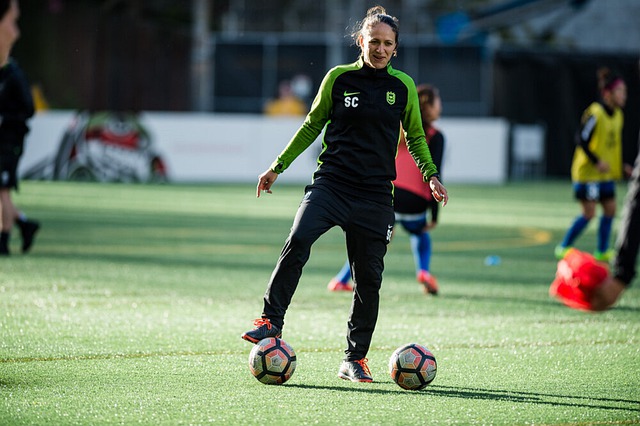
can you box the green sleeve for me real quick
[270,72,334,174]
[399,78,439,180]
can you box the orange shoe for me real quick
[417,270,439,295]
[241,317,282,343]
[549,249,609,311]
[327,279,353,292]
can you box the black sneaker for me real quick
[0,236,8,256]
[241,317,282,343]
[19,220,40,253]
[338,358,373,382]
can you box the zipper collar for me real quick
[356,56,392,75]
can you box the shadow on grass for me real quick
[428,385,640,411]
[28,250,276,272]
[286,383,639,412]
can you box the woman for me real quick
[241,6,448,383]
[555,67,631,262]
[0,0,39,256]
[328,84,445,295]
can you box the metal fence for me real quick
[209,33,491,116]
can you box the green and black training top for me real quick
[270,57,438,204]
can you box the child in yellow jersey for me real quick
[556,68,633,262]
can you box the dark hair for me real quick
[0,0,11,20]
[417,84,440,106]
[351,6,400,48]
[597,67,624,92]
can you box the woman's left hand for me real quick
[429,177,448,207]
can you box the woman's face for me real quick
[421,95,442,123]
[359,22,397,70]
[0,0,20,51]
[607,81,627,109]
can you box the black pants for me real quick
[262,183,394,361]
[613,151,640,286]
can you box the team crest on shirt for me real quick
[386,91,396,105]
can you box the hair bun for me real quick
[367,5,387,16]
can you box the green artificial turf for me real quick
[1,181,638,425]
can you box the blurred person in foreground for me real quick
[241,5,447,382]
[328,84,445,295]
[551,145,639,311]
[0,0,39,256]
[555,67,632,262]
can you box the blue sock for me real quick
[410,232,432,273]
[335,260,352,283]
[561,215,590,247]
[597,216,613,253]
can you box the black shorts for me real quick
[573,181,615,202]
[0,153,20,190]
[394,187,429,214]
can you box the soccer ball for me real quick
[389,343,437,390]
[248,337,297,385]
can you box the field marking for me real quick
[435,227,551,252]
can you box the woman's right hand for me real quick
[257,169,278,198]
